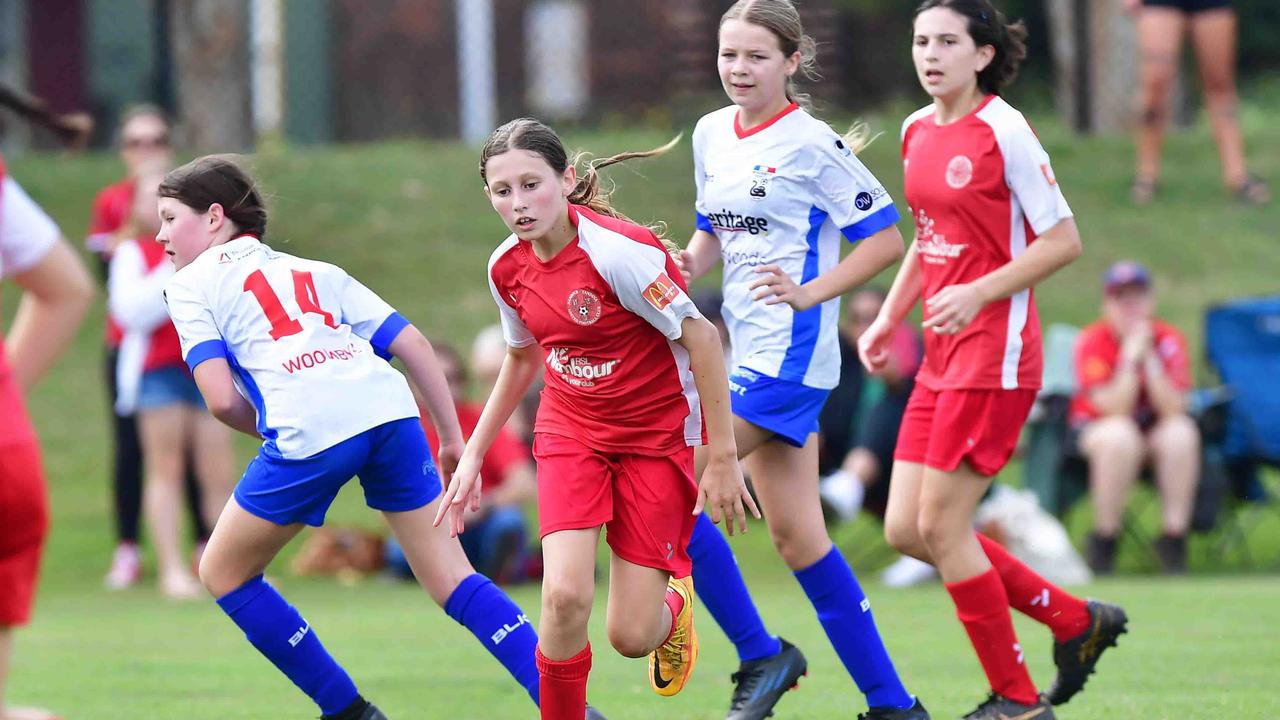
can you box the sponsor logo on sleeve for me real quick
[855,192,874,211]
[643,273,681,311]
[835,139,851,157]
[1041,163,1058,186]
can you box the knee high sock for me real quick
[945,568,1039,705]
[794,547,913,709]
[536,643,591,720]
[977,533,1091,642]
[688,513,782,662]
[216,575,358,715]
[445,573,541,705]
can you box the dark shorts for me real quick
[235,417,439,527]
[1143,0,1231,13]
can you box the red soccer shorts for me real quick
[0,441,50,626]
[533,432,697,576]
[894,385,1037,477]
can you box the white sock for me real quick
[819,469,865,520]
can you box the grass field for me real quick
[4,87,1280,718]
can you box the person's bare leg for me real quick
[1147,414,1201,536]
[605,555,674,658]
[188,409,237,532]
[1079,416,1146,538]
[138,405,199,598]
[1134,7,1188,198]
[746,437,831,571]
[882,460,930,561]
[1189,8,1266,200]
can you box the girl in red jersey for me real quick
[863,3,1127,718]
[435,118,757,720]
[0,155,95,720]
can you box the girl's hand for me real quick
[922,283,986,336]
[674,249,698,285]
[432,452,483,537]
[857,316,896,373]
[693,453,760,536]
[750,265,814,311]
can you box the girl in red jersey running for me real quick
[435,118,757,720]
[863,3,1127,718]
[0,155,95,720]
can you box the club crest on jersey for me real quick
[946,155,974,189]
[567,288,602,326]
[749,165,776,200]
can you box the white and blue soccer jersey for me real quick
[164,235,420,459]
[693,103,900,389]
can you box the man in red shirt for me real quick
[1071,261,1200,574]
[387,342,536,584]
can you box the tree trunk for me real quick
[1046,0,1138,134]
[169,0,254,152]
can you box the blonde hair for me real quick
[479,118,680,241]
[721,0,873,154]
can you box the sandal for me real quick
[1232,174,1270,205]
[1130,178,1158,205]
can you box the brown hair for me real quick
[158,155,267,239]
[720,0,872,153]
[478,118,678,237]
[914,0,1028,95]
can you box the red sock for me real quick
[663,582,686,643]
[978,532,1091,642]
[945,568,1039,706]
[536,643,591,720]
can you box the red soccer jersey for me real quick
[487,205,704,456]
[420,401,530,491]
[87,178,134,348]
[902,96,1073,391]
[1070,319,1192,424]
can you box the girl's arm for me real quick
[433,341,543,536]
[923,218,1082,335]
[750,224,904,311]
[192,359,261,437]
[389,326,465,466]
[6,241,94,391]
[858,241,923,373]
[676,315,759,535]
[675,229,722,283]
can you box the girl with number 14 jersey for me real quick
[157,156,544,720]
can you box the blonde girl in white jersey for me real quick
[676,2,928,719]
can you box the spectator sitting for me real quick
[819,287,921,521]
[387,341,536,585]
[1071,260,1199,575]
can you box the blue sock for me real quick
[689,512,782,663]
[216,575,358,716]
[793,547,913,710]
[445,573,540,706]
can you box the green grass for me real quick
[4,88,1280,718]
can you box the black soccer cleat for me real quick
[585,704,607,720]
[961,693,1054,720]
[858,697,931,720]
[321,696,387,720]
[1045,599,1128,705]
[725,637,808,720]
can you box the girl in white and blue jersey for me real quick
[676,2,928,719]
[156,156,542,720]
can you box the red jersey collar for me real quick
[932,94,998,127]
[734,102,800,139]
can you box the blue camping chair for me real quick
[1203,296,1280,567]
